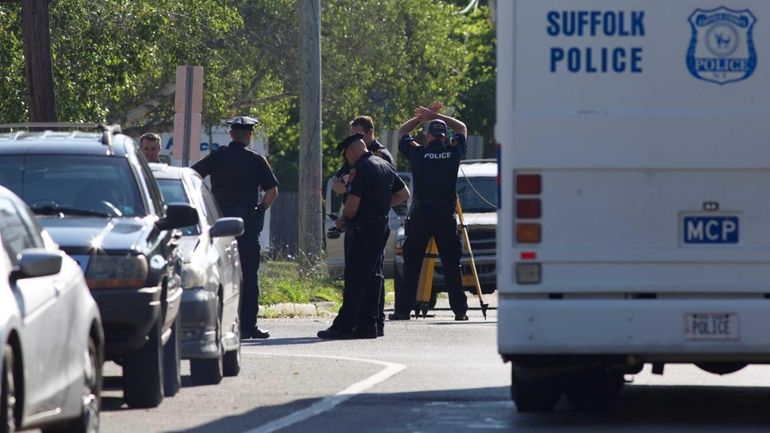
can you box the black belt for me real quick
[414,199,452,205]
[355,214,389,224]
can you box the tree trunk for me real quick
[21,0,57,122]
[296,0,323,272]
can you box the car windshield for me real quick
[0,155,145,217]
[156,179,200,235]
[456,175,497,213]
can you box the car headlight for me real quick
[86,255,148,289]
[181,263,207,289]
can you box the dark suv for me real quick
[0,124,198,408]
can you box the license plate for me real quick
[684,313,739,340]
[462,275,475,287]
[683,216,739,244]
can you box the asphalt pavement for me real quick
[89,293,770,433]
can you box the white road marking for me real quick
[240,350,406,433]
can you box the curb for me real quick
[258,302,336,318]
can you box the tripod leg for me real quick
[416,238,437,319]
[456,197,489,319]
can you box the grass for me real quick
[259,260,397,311]
[259,261,343,306]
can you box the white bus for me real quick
[496,0,770,412]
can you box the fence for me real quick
[269,190,299,256]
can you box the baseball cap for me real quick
[336,133,365,153]
[428,119,448,137]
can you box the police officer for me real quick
[192,116,279,339]
[330,115,394,336]
[390,104,469,321]
[318,133,409,339]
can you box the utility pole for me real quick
[21,0,57,122]
[297,0,323,271]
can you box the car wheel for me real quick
[511,365,562,413]
[163,311,181,397]
[190,317,223,386]
[565,370,624,411]
[1,344,17,433]
[123,319,163,408]
[222,343,241,377]
[43,337,102,433]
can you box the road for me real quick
[94,295,770,433]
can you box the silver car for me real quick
[150,164,243,385]
[0,186,103,433]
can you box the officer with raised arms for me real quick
[192,116,279,339]
[390,103,469,321]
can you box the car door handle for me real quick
[54,282,64,297]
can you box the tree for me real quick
[0,0,495,179]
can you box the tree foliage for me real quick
[0,0,495,189]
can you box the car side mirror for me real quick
[10,249,62,281]
[210,217,244,238]
[157,203,199,231]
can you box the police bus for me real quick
[496,0,770,412]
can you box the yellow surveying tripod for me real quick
[414,196,489,319]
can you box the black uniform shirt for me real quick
[335,139,393,178]
[398,134,466,205]
[348,153,405,221]
[191,141,279,209]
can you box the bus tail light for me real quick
[516,263,541,284]
[516,174,541,195]
[516,199,541,218]
[516,223,541,243]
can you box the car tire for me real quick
[223,343,241,377]
[565,370,623,411]
[1,344,17,433]
[43,337,102,433]
[123,319,163,409]
[163,311,181,397]
[510,365,561,413]
[190,317,223,386]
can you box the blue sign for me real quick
[683,216,739,244]
[687,7,757,85]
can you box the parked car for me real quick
[0,186,103,433]
[150,164,244,385]
[0,124,198,409]
[324,172,412,279]
[394,160,498,307]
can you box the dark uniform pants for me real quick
[223,205,264,334]
[332,220,390,333]
[397,206,468,316]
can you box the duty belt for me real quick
[414,199,452,205]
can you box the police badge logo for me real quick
[687,7,757,85]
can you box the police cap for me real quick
[428,119,448,137]
[227,116,259,131]
[336,133,365,153]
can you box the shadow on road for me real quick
[158,382,770,433]
[242,336,330,346]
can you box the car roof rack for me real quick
[0,122,123,155]
[461,158,496,164]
